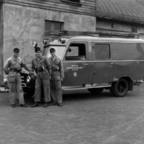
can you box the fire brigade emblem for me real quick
[73,72,77,77]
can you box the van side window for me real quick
[95,44,110,60]
[65,43,86,60]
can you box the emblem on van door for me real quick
[67,65,83,71]
[73,72,77,77]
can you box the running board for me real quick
[62,85,111,91]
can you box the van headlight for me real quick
[3,77,8,83]
[26,76,31,83]
[2,75,8,85]
[0,75,8,91]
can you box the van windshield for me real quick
[46,46,66,59]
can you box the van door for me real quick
[62,41,89,86]
[90,42,114,83]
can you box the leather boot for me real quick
[31,102,39,108]
[11,104,16,108]
[57,103,63,107]
[20,104,28,107]
[43,102,49,107]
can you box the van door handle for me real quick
[84,63,88,65]
[110,63,113,65]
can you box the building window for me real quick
[68,0,80,2]
[45,20,64,31]
[95,44,110,60]
[65,43,86,60]
[61,0,81,6]
[131,26,137,33]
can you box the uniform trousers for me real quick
[8,72,24,105]
[51,80,62,104]
[34,71,51,102]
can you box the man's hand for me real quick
[61,78,63,81]
[29,71,33,75]
[29,71,36,80]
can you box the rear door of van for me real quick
[89,42,114,83]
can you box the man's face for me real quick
[50,52,56,57]
[13,52,19,58]
[35,51,42,57]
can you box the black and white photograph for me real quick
[0,0,144,143]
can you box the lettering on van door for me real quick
[67,65,83,71]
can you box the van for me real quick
[3,32,144,97]
[41,34,144,97]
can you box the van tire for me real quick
[88,88,103,95]
[111,79,128,97]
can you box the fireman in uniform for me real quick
[3,48,30,108]
[31,47,51,107]
[49,48,64,106]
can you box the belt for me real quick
[52,68,59,72]
[37,69,47,72]
[38,70,44,72]
[52,70,59,72]
[10,69,21,73]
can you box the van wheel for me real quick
[111,79,128,97]
[88,88,103,95]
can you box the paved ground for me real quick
[0,85,144,144]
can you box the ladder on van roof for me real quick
[43,30,139,39]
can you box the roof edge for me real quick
[96,11,144,24]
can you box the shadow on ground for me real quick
[24,88,137,106]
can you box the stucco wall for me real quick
[96,19,144,39]
[3,3,96,65]
[0,4,3,85]
[97,20,132,32]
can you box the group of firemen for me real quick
[3,41,64,108]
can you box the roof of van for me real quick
[69,36,144,43]
[49,36,144,45]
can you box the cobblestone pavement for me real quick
[0,85,144,144]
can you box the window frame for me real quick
[45,20,64,32]
[64,42,87,61]
[61,0,82,6]
[94,43,111,60]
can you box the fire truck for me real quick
[2,31,144,97]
